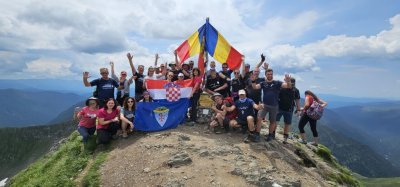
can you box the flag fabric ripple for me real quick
[176,19,242,70]
[133,79,192,132]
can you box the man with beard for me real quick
[250,63,292,142]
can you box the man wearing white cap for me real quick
[225,89,263,142]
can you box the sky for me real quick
[0,0,399,99]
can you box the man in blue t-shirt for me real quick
[225,89,262,142]
[83,68,121,108]
[251,64,292,142]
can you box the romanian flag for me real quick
[176,19,242,70]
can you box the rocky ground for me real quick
[100,122,340,187]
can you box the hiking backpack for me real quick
[306,100,324,120]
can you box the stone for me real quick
[294,148,317,168]
[230,168,243,176]
[167,152,193,168]
[178,134,191,141]
[199,149,210,157]
[143,168,151,173]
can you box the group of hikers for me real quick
[75,51,327,146]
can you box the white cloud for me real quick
[23,58,74,78]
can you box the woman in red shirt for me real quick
[76,97,99,143]
[97,98,120,144]
[189,68,203,124]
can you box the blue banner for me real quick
[134,99,189,131]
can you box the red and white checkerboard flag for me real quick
[145,79,193,101]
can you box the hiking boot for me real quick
[253,134,261,142]
[298,139,307,144]
[311,142,318,147]
[244,134,254,143]
[283,138,288,144]
[265,134,274,142]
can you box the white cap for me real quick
[238,89,246,95]
[178,73,184,77]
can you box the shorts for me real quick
[258,105,278,123]
[236,118,248,126]
[276,110,293,124]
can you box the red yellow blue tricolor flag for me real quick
[176,19,242,70]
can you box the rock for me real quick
[199,149,210,157]
[230,168,243,176]
[167,152,193,168]
[178,134,191,141]
[294,148,317,168]
[164,179,184,187]
[143,167,151,173]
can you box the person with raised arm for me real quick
[127,53,145,101]
[250,61,292,142]
[110,61,134,106]
[83,68,121,108]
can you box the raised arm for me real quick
[255,53,266,68]
[240,55,246,78]
[127,53,136,75]
[110,61,118,81]
[83,72,91,87]
[154,53,159,67]
[281,74,292,89]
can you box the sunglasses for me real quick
[89,101,97,105]
[234,72,240,74]
[127,100,134,103]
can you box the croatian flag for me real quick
[134,79,193,131]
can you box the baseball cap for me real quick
[178,73,184,77]
[238,89,246,95]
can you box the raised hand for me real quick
[83,71,90,79]
[155,53,159,59]
[263,62,269,70]
[110,61,114,66]
[127,53,133,61]
[174,50,177,56]
[261,53,265,62]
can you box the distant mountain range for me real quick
[0,89,85,127]
[331,102,400,169]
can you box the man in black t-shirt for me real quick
[205,68,228,97]
[277,78,301,144]
[127,53,145,101]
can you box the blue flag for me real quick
[134,99,189,132]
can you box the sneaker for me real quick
[272,133,276,139]
[122,132,128,139]
[298,139,307,144]
[253,134,260,142]
[283,138,288,144]
[265,134,274,142]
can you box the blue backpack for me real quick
[306,100,324,120]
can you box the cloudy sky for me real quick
[1,0,399,99]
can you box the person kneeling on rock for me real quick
[224,90,263,142]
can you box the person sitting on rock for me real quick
[120,97,135,138]
[209,93,225,133]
